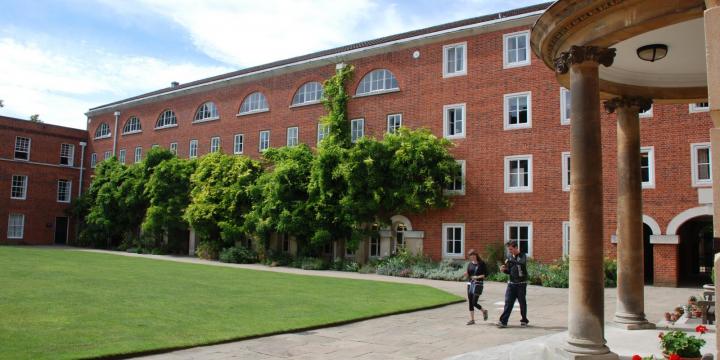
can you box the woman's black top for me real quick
[467,261,487,282]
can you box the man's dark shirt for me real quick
[503,253,528,283]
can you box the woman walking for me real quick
[464,249,488,325]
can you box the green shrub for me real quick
[484,243,505,274]
[358,263,376,274]
[486,271,508,282]
[264,250,294,266]
[604,258,617,288]
[343,261,360,272]
[297,257,328,270]
[195,241,221,260]
[218,246,257,264]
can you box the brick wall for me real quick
[654,244,679,287]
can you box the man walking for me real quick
[497,241,529,328]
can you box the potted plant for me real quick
[658,326,708,360]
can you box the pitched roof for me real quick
[89,2,551,112]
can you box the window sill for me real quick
[442,254,464,260]
[504,188,533,194]
[504,124,532,131]
[442,71,467,79]
[641,183,656,190]
[13,158,29,162]
[444,190,465,196]
[353,88,400,98]
[560,120,570,126]
[94,135,112,140]
[192,117,220,124]
[692,182,713,188]
[122,130,142,136]
[154,124,178,130]
[7,237,23,240]
[289,101,322,109]
[57,200,71,204]
[10,197,26,201]
[237,109,269,117]
[503,61,531,70]
[444,134,466,140]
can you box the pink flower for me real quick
[696,325,708,334]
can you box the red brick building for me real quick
[5,3,709,286]
[0,116,87,245]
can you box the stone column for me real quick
[604,97,655,330]
[555,46,617,359]
[704,0,720,353]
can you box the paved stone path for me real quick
[75,249,702,360]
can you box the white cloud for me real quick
[0,38,230,129]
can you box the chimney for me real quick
[170,81,180,88]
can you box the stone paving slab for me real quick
[61,248,706,360]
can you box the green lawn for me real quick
[0,247,461,359]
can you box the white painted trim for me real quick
[691,142,712,187]
[560,87,570,125]
[650,235,679,244]
[14,136,31,161]
[666,205,713,235]
[353,88,400,98]
[562,221,570,256]
[443,103,466,139]
[210,136,221,153]
[502,30,531,69]
[154,124,178,130]
[561,151,570,192]
[189,139,199,159]
[0,157,82,170]
[390,215,413,231]
[442,41,468,78]
[350,118,365,143]
[317,123,329,144]
[639,105,653,118]
[7,213,25,239]
[641,146,655,189]
[259,130,271,152]
[287,126,299,147]
[233,134,244,154]
[57,179,72,203]
[504,221,533,257]
[289,100,322,109]
[10,175,28,200]
[503,91,532,130]
[87,10,544,115]
[504,154,533,193]
[387,113,403,134]
[191,116,220,124]
[442,223,465,258]
[237,108,270,117]
[689,103,709,113]
[642,214,662,235]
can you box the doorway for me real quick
[54,217,69,245]
[642,223,654,284]
[677,215,714,286]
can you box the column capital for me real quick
[554,46,616,74]
[604,96,653,114]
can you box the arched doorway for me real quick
[642,223,653,285]
[677,216,714,286]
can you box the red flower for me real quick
[669,354,681,360]
[631,355,642,360]
[696,325,708,334]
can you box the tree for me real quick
[184,152,262,248]
[29,114,42,123]
[245,145,315,253]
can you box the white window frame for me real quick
[287,127,299,147]
[189,140,198,159]
[639,105,653,118]
[691,142,712,187]
[442,223,465,258]
[387,113,402,134]
[503,30,531,69]
[504,221,533,257]
[442,42,467,78]
[369,235,380,258]
[291,82,324,106]
[7,214,25,239]
[562,221,570,257]
[94,123,111,139]
[238,92,269,115]
[562,151,571,192]
[10,175,27,200]
[118,149,126,164]
[444,160,466,195]
[57,179,71,203]
[234,134,244,155]
[104,151,111,160]
[350,118,364,143]
[210,137,221,153]
[560,87,571,125]
[60,143,75,166]
[503,91,532,130]
[317,123,330,144]
[355,69,400,97]
[169,142,178,155]
[134,146,142,163]
[155,109,178,129]
[193,101,220,123]
[689,102,710,113]
[122,116,142,134]
[443,103,466,139]
[259,130,270,152]
[14,136,31,161]
[640,146,655,189]
[504,155,533,193]
[90,153,97,168]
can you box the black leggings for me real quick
[467,282,484,311]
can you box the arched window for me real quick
[292,82,323,105]
[156,109,177,128]
[94,123,111,139]
[194,102,219,122]
[356,69,399,96]
[122,116,142,134]
[239,92,269,114]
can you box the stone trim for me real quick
[649,235,679,244]
[554,46,616,74]
[603,96,653,114]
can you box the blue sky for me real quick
[0,0,546,129]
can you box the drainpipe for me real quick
[78,141,87,197]
[112,111,120,156]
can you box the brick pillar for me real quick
[652,244,679,287]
